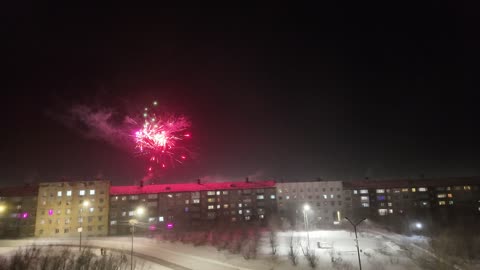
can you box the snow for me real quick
[7,227,479,269]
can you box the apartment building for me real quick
[109,179,277,235]
[34,180,110,237]
[276,180,350,228]
[344,177,480,228]
[0,185,38,238]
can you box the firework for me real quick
[134,101,192,172]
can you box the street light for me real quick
[303,204,310,246]
[345,217,367,270]
[130,206,145,270]
[79,200,89,251]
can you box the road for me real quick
[0,237,254,270]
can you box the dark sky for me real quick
[1,4,479,186]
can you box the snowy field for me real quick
[0,229,471,269]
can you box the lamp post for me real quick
[303,204,310,247]
[345,217,366,270]
[130,206,145,270]
[79,200,89,251]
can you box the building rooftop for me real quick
[110,180,276,195]
[343,176,480,189]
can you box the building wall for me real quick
[109,184,277,235]
[276,181,348,228]
[34,180,110,238]
[0,194,37,238]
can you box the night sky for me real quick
[2,4,478,186]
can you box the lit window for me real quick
[330,194,334,198]
[353,190,358,194]
[130,195,138,200]
[388,209,393,214]
[360,196,369,201]
[376,189,385,194]
[377,195,386,201]
[208,205,214,209]
[66,190,72,196]
[207,198,215,203]
[448,201,454,205]
[159,216,164,222]
[257,195,264,200]
[89,207,94,213]
[401,188,409,192]
[193,199,200,204]
[148,217,155,222]
[447,193,453,198]
[207,191,216,196]
[245,216,251,220]
[323,194,327,199]
[167,194,173,198]
[411,188,416,192]
[222,191,228,195]
[57,191,62,197]
[378,209,388,216]
[418,187,427,192]
[238,210,243,214]
[270,195,276,199]
[238,203,242,208]
[89,190,95,195]
[464,186,471,190]
[217,205,221,209]
[438,201,446,206]
[360,189,368,194]
[259,214,264,219]
[128,211,134,216]
[223,204,229,208]
[110,220,117,225]
[437,194,446,198]
[79,190,85,196]
[388,202,392,207]
[216,191,221,195]
[286,195,290,200]
[185,200,189,204]
[361,202,369,207]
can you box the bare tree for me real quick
[288,235,299,266]
[269,230,278,256]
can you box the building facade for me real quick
[344,177,480,231]
[109,179,277,235]
[0,185,38,238]
[34,180,110,237]
[276,180,350,228]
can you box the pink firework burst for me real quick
[133,101,192,172]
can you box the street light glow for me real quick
[0,205,6,213]
[136,206,145,216]
[83,200,89,207]
[415,222,423,229]
[303,204,310,211]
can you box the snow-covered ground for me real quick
[0,228,429,270]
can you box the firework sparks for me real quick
[133,101,192,172]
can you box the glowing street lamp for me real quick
[130,206,145,270]
[0,205,6,213]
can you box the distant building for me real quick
[0,185,38,238]
[109,179,277,235]
[344,177,480,231]
[34,180,110,238]
[276,180,350,228]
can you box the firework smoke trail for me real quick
[133,101,192,173]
